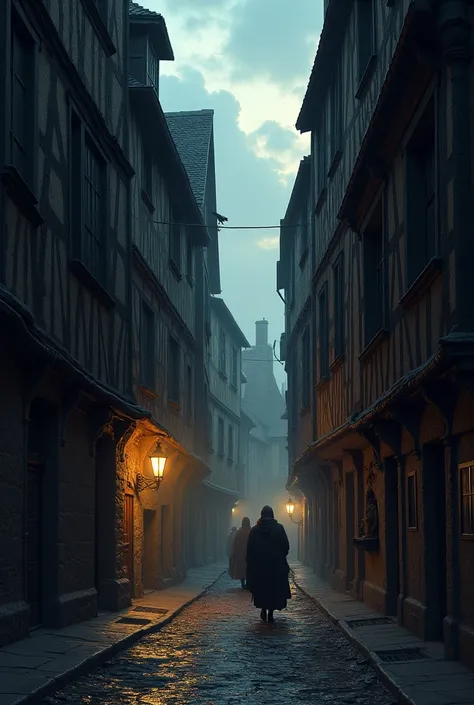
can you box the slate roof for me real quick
[165,110,214,210]
[129,1,160,18]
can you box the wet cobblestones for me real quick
[43,575,396,705]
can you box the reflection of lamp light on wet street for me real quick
[136,440,167,492]
[285,497,303,526]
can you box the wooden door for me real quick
[123,494,134,586]
[27,459,43,628]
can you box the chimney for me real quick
[255,318,269,346]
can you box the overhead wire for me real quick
[131,213,306,230]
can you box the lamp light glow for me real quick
[151,455,166,480]
[285,498,295,516]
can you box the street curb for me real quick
[19,570,226,705]
[292,577,415,705]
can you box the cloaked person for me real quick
[246,505,291,623]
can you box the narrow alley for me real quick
[41,575,395,705]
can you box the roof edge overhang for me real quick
[129,86,209,246]
[210,296,251,348]
[296,0,352,133]
[130,15,174,61]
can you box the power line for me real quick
[132,214,306,230]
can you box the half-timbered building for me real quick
[205,296,249,559]
[281,0,474,669]
[164,109,226,566]
[0,0,140,646]
[126,6,217,594]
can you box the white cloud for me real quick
[256,236,280,250]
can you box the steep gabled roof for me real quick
[210,297,250,348]
[165,110,214,210]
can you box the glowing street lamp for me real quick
[285,497,303,526]
[136,441,167,492]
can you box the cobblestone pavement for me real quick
[42,575,396,705]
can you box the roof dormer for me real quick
[129,1,174,95]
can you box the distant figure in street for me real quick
[226,526,237,559]
[229,517,251,589]
[246,506,291,623]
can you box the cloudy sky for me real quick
[147,0,323,385]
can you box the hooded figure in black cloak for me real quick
[246,505,291,623]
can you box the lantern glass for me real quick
[151,455,166,480]
[285,498,295,516]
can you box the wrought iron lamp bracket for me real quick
[135,474,163,493]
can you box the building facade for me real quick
[0,0,139,645]
[281,0,474,670]
[126,4,212,596]
[205,296,249,559]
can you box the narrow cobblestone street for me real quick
[42,575,396,705]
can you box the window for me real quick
[144,146,152,199]
[302,326,310,408]
[218,417,224,456]
[407,472,417,530]
[147,42,159,93]
[300,221,308,263]
[228,424,234,462]
[10,14,35,184]
[318,283,329,378]
[363,199,384,345]
[460,464,474,536]
[186,237,193,283]
[219,329,226,376]
[71,111,106,283]
[168,336,180,404]
[329,65,343,162]
[231,347,238,388]
[208,411,214,451]
[333,253,345,357]
[405,98,436,286]
[186,364,193,418]
[140,301,155,389]
[356,0,375,83]
[316,118,327,198]
[169,207,181,271]
[83,138,105,280]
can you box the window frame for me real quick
[301,326,310,409]
[9,6,37,190]
[460,463,474,538]
[231,346,238,388]
[318,282,329,380]
[219,329,227,377]
[362,197,385,346]
[227,424,234,463]
[333,252,345,358]
[405,96,437,287]
[217,416,225,456]
[70,107,109,289]
[168,335,180,406]
[140,299,155,391]
[356,0,375,87]
[169,205,182,278]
